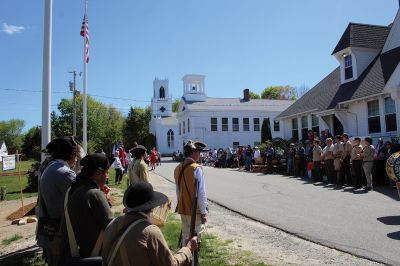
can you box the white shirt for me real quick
[254,150,261,159]
[112,157,124,170]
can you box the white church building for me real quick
[150,74,294,155]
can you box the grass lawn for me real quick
[0,160,37,200]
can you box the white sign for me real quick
[2,155,16,171]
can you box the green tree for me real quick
[261,86,296,100]
[22,126,41,161]
[51,95,124,154]
[249,91,260,99]
[123,106,154,150]
[172,98,181,112]
[0,119,25,153]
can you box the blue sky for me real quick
[0,0,398,131]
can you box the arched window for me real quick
[167,129,174,148]
[159,86,165,99]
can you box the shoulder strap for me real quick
[90,230,104,257]
[64,186,80,257]
[107,218,148,266]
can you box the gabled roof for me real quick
[332,23,391,55]
[277,46,400,119]
[183,97,294,112]
[276,68,341,119]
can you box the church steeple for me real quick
[151,78,172,118]
[182,74,206,102]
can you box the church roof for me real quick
[277,46,400,119]
[158,113,178,125]
[183,98,294,112]
[332,23,391,54]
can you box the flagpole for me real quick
[82,0,88,153]
[41,0,52,161]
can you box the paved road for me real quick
[155,160,400,265]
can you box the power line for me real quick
[0,87,150,102]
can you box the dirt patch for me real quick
[0,197,38,256]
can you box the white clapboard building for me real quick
[150,75,294,154]
[277,9,400,143]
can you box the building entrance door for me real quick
[333,115,343,136]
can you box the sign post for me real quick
[1,153,23,212]
[16,151,24,214]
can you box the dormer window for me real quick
[344,54,353,80]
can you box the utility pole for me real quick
[69,71,80,137]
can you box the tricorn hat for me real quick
[132,145,147,152]
[80,153,115,171]
[43,136,78,154]
[184,140,207,151]
[123,182,168,212]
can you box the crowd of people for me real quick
[36,136,204,266]
[286,132,400,191]
[194,143,278,174]
[186,129,399,192]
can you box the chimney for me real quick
[243,89,250,102]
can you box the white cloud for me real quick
[2,23,25,35]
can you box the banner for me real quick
[2,155,16,171]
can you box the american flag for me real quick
[80,15,89,63]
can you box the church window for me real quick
[344,54,353,80]
[311,115,319,137]
[159,86,165,99]
[183,121,186,134]
[243,118,249,131]
[211,118,217,131]
[187,118,190,133]
[232,118,239,131]
[167,129,174,148]
[301,116,308,140]
[222,118,228,131]
[253,118,260,131]
[159,106,166,113]
[192,86,196,91]
[179,123,181,135]
[385,97,397,132]
[274,120,280,131]
[368,100,381,133]
[292,118,299,140]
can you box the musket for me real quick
[190,178,199,266]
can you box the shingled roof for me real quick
[332,23,391,55]
[183,98,294,112]
[277,46,400,119]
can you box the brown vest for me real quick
[174,160,201,216]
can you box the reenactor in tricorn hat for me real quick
[174,140,208,247]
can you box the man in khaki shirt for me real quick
[102,182,197,266]
[312,139,322,182]
[333,135,344,187]
[351,137,363,188]
[128,145,149,185]
[322,138,335,184]
[341,133,353,186]
[361,137,375,191]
